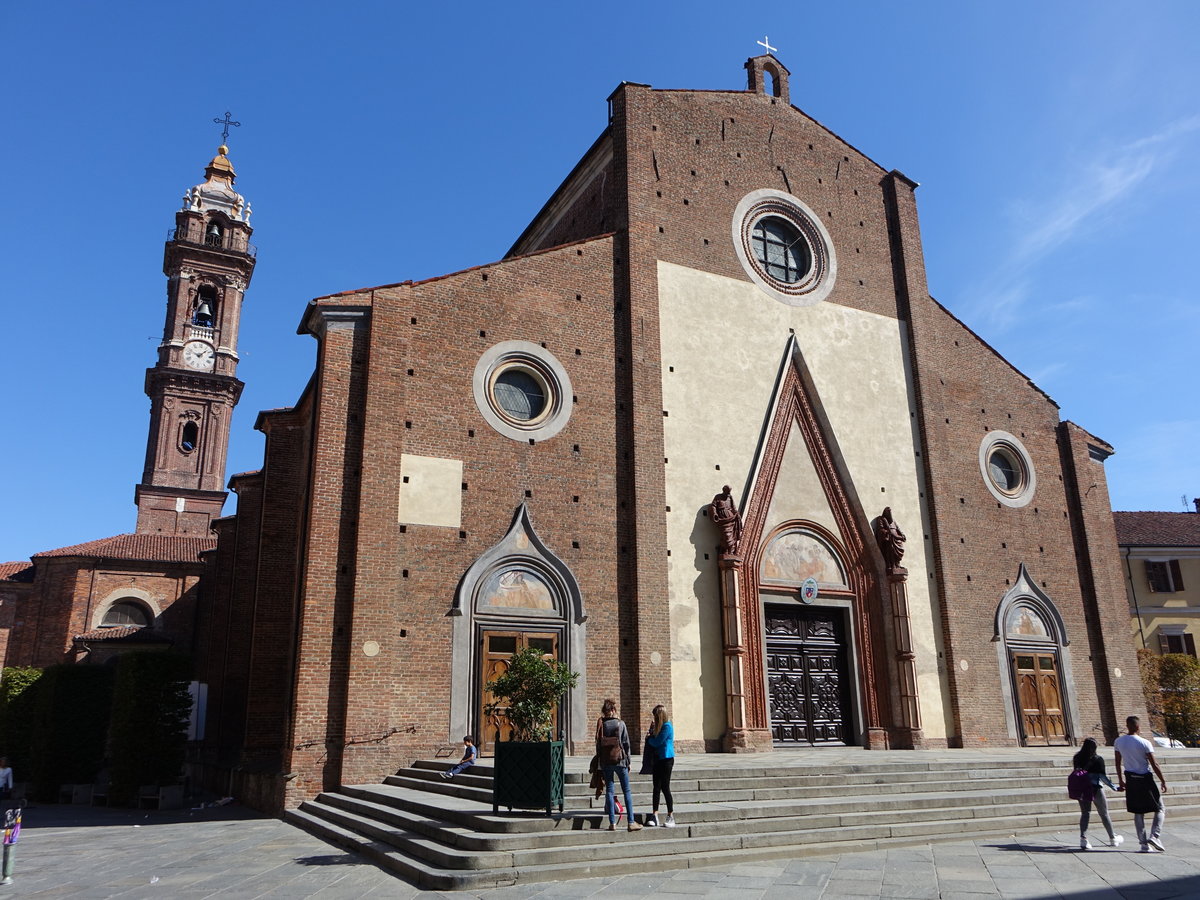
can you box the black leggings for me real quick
[652,757,674,814]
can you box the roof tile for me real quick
[32,533,215,563]
[1114,511,1200,547]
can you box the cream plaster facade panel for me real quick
[763,422,839,537]
[397,454,464,528]
[657,260,947,743]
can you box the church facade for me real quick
[194,55,1144,811]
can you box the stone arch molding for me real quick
[92,586,162,630]
[992,563,1081,743]
[447,503,588,746]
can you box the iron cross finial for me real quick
[213,111,241,145]
[756,36,778,55]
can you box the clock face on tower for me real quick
[182,340,215,371]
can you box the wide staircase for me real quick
[285,749,1200,891]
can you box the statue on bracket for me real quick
[874,506,907,573]
[710,485,743,557]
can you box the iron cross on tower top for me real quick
[213,111,241,145]
[756,36,778,54]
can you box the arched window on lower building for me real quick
[101,600,151,628]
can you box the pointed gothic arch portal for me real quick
[718,336,894,752]
[447,504,588,755]
[993,565,1080,747]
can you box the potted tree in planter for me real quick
[485,646,578,815]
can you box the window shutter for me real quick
[1186,633,1197,658]
[1146,561,1170,593]
[1170,559,1185,592]
[1159,631,1172,654]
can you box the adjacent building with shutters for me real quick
[1116,504,1200,657]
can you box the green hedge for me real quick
[29,665,114,799]
[108,652,193,805]
[0,666,43,776]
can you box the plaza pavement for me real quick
[9,801,1200,899]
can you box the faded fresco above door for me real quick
[760,530,847,588]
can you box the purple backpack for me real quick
[1067,768,1094,801]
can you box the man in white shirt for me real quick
[1114,715,1167,852]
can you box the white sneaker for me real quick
[1141,843,1155,853]
[1148,836,1164,852]
[1080,837,1091,850]
[645,815,658,827]
[664,814,676,827]
[1110,834,1124,848]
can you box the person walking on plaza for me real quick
[643,704,676,827]
[1115,715,1168,852]
[1070,738,1122,850]
[596,699,642,832]
[440,736,477,779]
[0,759,12,802]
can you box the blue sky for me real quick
[2,1,1197,562]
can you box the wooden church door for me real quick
[764,604,850,746]
[478,630,559,755]
[1012,651,1067,746]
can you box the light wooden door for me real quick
[1013,651,1068,746]
[478,630,559,755]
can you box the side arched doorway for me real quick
[448,504,588,755]
[994,565,1079,747]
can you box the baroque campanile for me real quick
[134,144,255,535]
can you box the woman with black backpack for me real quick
[596,698,643,833]
[1071,737,1123,850]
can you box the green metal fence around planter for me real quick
[491,740,564,815]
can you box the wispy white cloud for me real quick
[969,115,1200,334]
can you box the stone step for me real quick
[288,792,1200,891]
[285,755,1200,890]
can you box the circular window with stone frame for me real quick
[732,189,837,306]
[473,341,573,442]
[979,430,1036,508]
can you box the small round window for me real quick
[751,216,813,284]
[979,431,1036,508]
[732,189,836,306]
[473,341,573,442]
[490,365,550,425]
[988,447,1023,495]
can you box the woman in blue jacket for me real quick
[644,704,675,826]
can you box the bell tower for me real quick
[134,142,256,535]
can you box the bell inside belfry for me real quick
[194,299,214,327]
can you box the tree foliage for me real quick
[1157,652,1200,746]
[485,647,578,742]
[1137,648,1165,733]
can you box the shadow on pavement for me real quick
[14,801,268,831]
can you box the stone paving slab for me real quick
[9,802,1200,897]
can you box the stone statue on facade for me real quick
[874,506,907,573]
[710,485,742,557]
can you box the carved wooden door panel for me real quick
[478,630,558,755]
[1035,654,1067,744]
[1012,652,1068,746]
[765,604,848,746]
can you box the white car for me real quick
[1151,731,1185,749]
